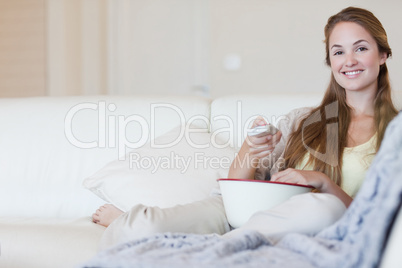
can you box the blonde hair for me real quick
[282,7,398,186]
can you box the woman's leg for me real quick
[224,193,346,244]
[99,195,230,250]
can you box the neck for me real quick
[345,90,376,117]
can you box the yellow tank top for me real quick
[296,134,377,197]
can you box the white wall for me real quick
[106,0,204,96]
[47,0,108,96]
[46,0,402,98]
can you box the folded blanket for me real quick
[82,112,402,268]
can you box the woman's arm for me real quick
[228,117,282,180]
[271,168,353,207]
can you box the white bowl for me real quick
[218,179,314,228]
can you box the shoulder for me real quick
[287,107,314,119]
[276,107,314,134]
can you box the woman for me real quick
[224,6,398,241]
[93,6,398,248]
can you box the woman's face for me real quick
[328,22,387,94]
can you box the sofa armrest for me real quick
[380,200,402,268]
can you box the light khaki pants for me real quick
[99,193,346,250]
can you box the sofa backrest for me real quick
[0,95,211,218]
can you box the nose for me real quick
[345,52,357,67]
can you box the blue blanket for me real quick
[82,112,402,268]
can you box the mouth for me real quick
[342,70,364,77]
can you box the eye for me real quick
[333,51,343,56]
[356,47,368,52]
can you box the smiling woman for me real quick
[226,6,398,240]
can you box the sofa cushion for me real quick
[0,217,104,268]
[83,125,236,211]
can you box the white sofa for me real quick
[1,93,402,268]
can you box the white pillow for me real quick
[83,126,236,211]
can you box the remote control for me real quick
[247,124,279,136]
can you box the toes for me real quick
[92,213,100,223]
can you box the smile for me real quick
[343,70,363,75]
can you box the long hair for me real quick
[282,7,398,186]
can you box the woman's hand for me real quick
[228,117,282,180]
[246,117,282,161]
[270,168,330,190]
[271,168,353,207]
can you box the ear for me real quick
[380,52,388,65]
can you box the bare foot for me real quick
[92,204,124,227]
